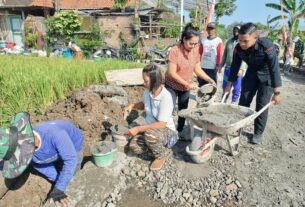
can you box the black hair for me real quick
[239,23,257,35]
[142,63,163,92]
[180,22,201,43]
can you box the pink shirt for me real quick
[165,44,200,91]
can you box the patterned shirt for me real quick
[165,44,200,91]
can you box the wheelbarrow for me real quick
[179,94,274,163]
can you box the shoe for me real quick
[250,134,262,145]
[231,101,238,105]
[150,157,166,171]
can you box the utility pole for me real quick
[180,0,184,32]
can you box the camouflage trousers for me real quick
[129,128,174,159]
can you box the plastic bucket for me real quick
[63,48,73,58]
[110,125,129,151]
[90,141,117,167]
[94,56,102,62]
[186,138,217,164]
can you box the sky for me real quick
[184,0,304,27]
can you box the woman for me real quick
[124,63,178,170]
[283,37,295,74]
[165,23,215,137]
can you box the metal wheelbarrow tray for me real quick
[179,102,272,157]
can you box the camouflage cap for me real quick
[0,112,34,179]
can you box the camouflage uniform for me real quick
[0,112,35,179]
[129,128,177,159]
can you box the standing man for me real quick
[198,22,223,86]
[293,36,304,68]
[224,23,282,144]
[221,25,247,104]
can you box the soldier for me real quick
[224,23,282,144]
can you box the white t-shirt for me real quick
[143,87,176,131]
[200,37,222,69]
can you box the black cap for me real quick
[207,22,216,29]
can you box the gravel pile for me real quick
[102,152,243,207]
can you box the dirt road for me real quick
[0,72,304,207]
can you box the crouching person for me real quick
[32,120,84,206]
[0,112,83,207]
[124,63,178,171]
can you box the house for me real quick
[0,0,53,46]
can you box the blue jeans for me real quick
[222,66,244,102]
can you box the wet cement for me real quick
[92,141,116,154]
[180,104,249,127]
[112,125,129,135]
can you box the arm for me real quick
[128,92,173,136]
[31,162,58,182]
[53,131,78,192]
[167,62,190,88]
[265,46,282,97]
[225,47,242,91]
[194,62,215,85]
[215,41,224,72]
[216,41,223,66]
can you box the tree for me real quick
[266,0,305,38]
[45,10,81,46]
[215,0,237,23]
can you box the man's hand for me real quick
[48,188,72,207]
[215,66,222,73]
[272,95,281,105]
[237,69,243,77]
[125,126,140,137]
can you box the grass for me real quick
[0,55,144,125]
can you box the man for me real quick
[0,112,83,207]
[224,23,282,144]
[198,22,223,86]
[221,25,247,104]
[293,36,304,68]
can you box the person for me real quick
[283,37,295,74]
[68,41,83,59]
[221,25,247,104]
[124,63,179,171]
[293,36,304,68]
[224,23,282,144]
[198,22,223,86]
[0,113,83,206]
[164,23,215,136]
[32,119,84,206]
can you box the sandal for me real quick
[150,157,166,171]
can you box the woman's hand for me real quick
[208,78,216,86]
[125,126,141,137]
[185,83,198,91]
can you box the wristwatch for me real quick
[273,91,280,96]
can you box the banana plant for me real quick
[266,0,305,38]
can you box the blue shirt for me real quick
[32,120,83,192]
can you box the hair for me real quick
[142,63,163,92]
[180,22,201,43]
[239,23,257,35]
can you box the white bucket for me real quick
[110,125,129,150]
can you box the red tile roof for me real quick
[60,0,134,10]
[0,0,53,8]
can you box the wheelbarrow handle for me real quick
[221,92,229,103]
[251,101,274,120]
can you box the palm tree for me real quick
[266,0,305,37]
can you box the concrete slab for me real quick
[105,68,144,86]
